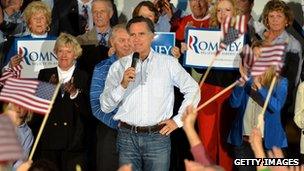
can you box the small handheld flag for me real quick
[0,114,23,162]
[0,78,57,114]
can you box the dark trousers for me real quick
[96,122,119,171]
[233,141,256,171]
[34,150,87,171]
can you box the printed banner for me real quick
[184,28,244,69]
[18,39,57,78]
[151,32,175,55]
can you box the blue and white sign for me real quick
[18,39,57,78]
[151,32,175,55]
[184,28,244,69]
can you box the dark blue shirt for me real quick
[90,55,118,129]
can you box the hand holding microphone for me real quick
[121,52,139,89]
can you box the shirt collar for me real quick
[272,30,290,44]
[191,13,210,21]
[138,48,154,63]
[57,64,76,83]
[96,27,111,34]
[109,54,119,61]
[77,0,93,6]
[31,33,47,38]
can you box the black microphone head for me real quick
[131,52,139,68]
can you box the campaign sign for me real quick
[151,32,175,55]
[184,28,244,69]
[18,39,57,78]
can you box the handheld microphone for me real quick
[131,52,139,68]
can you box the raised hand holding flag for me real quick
[218,15,247,53]
[196,44,255,112]
[250,44,285,77]
[196,43,286,114]
[0,64,22,86]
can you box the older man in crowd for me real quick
[77,0,113,46]
[100,16,199,171]
[90,24,132,171]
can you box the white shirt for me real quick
[294,81,304,154]
[77,0,93,31]
[100,50,200,127]
[243,97,264,137]
[57,64,75,83]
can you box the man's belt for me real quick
[120,122,165,133]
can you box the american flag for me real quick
[251,44,286,76]
[0,64,22,86]
[240,45,255,70]
[219,15,247,51]
[238,45,255,83]
[0,78,57,114]
[0,114,23,162]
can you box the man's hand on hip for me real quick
[159,119,178,135]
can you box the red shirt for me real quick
[172,14,210,41]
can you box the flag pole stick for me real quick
[190,52,221,105]
[196,80,238,113]
[29,83,61,160]
[199,52,220,88]
[257,76,277,129]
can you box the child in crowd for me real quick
[5,103,34,170]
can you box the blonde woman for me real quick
[31,33,90,171]
[4,1,55,68]
[195,1,241,170]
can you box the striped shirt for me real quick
[100,50,200,127]
[91,55,119,129]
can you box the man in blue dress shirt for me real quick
[100,16,200,171]
[90,24,132,171]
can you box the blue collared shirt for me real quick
[13,122,33,170]
[90,55,119,129]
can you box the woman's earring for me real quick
[46,26,50,32]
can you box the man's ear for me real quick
[109,10,114,19]
[109,38,114,47]
[150,33,155,40]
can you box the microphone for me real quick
[131,52,139,68]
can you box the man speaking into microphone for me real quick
[100,16,199,171]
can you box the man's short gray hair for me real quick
[109,24,127,40]
[92,0,113,13]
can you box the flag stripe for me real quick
[4,84,37,94]
[0,97,48,114]
[6,79,39,88]
[0,92,49,111]
[0,89,51,105]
